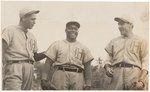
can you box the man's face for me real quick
[65,25,79,40]
[22,14,37,29]
[118,22,132,36]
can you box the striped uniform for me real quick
[2,25,38,90]
[105,35,148,90]
[43,40,94,90]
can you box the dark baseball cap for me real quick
[66,21,80,28]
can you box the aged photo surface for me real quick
[1,1,149,90]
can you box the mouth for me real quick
[70,33,76,36]
[69,32,77,38]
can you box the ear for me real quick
[131,24,134,28]
[21,17,27,22]
[65,28,67,32]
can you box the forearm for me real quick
[139,69,148,82]
[84,61,92,86]
[41,58,53,80]
[2,39,8,65]
[104,53,112,68]
[34,52,46,61]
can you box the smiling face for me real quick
[65,24,79,42]
[21,14,37,29]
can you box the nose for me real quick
[33,21,35,24]
[118,25,123,29]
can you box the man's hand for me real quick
[104,64,113,77]
[41,80,49,90]
[131,81,144,90]
[84,86,91,90]
[41,80,57,90]
[130,69,148,90]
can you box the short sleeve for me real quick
[83,47,94,64]
[44,42,57,62]
[105,40,113,57]
[2,27,14,46]
[140,40,148,71]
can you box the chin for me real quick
[70,37,77,40]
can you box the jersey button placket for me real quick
[68,43,71,65]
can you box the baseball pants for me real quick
[3,61,34,90]
[108,66,141,90]
[50,69,85,90]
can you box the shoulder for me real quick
[111,36,122,42]
[53,40,65,45]
[132,35,145,41]
[48,40,64,47]
[107,36,122,45]
[2,25,18,33]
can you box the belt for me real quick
[7,60,34,64]
[113,62,141,70]
[58,66,83,73]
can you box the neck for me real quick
[19,22,28,33]
[66,38,76,43]
[123,32,133,38]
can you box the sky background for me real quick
[1,1,149,65]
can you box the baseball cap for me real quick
[66,21,80,28]
[114,17,133,24]
[19,8,40,18]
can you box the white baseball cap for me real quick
[114,16,134,24]
[19,8,40,18]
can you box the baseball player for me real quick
[2,8,46,90]
[41,21,94,90]
[104,17,148,90]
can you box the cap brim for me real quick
[27,10,40,15]
[114,17,129,23]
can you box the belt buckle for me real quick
[29,60,32,64]
[119,63,122,67]
[29,60,34,64]
[122,62,126,67]
[76,68,79,72]
[62,67,65,71]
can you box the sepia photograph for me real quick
[1,0,149,90]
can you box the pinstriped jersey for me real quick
[2,25,38,61]
[105,35,148,71]
[44,40,94,69]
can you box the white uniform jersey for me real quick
[2,25,38,61]
[105,35,148,71]
[45,40,94,69]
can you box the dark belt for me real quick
[7,60,34,64]
[113,62,141,70]
[58,66,83,73]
